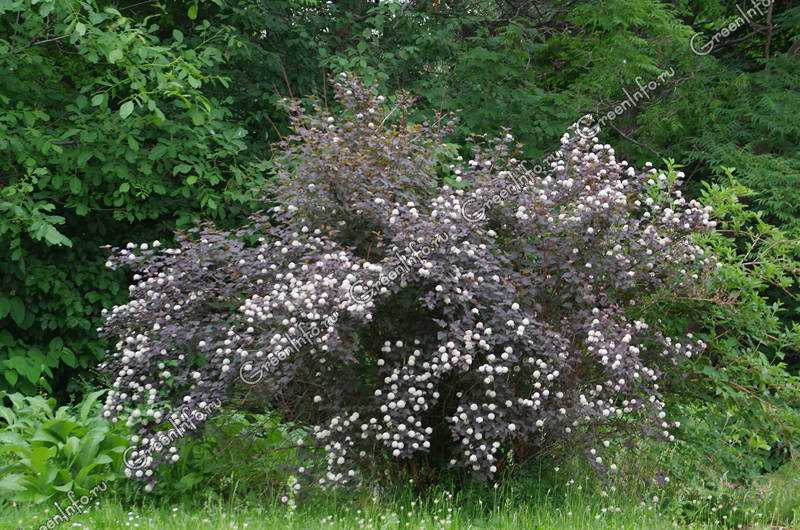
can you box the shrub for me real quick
[134,410,307,500]
[651,179,800,485]
[0,390,126,503]
[0,0,264,395]
[98,76,716,492]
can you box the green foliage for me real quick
[1,0,799,519]
[135,410,306,500]
[0,0,265,393]
[0,390,126,504]
[637,55,800,230]
[641,179,800,486]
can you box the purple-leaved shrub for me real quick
[99,75,716,492]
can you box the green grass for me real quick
[0,489,693,530]
[3,464,797,530]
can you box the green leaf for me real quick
[77,151,93,166]
[119,101,134,119]
[26,446,56,476]
[187,3,198,20]
[69,177,81,194]
[6,356,41,384]
[91,94,104,106]
[78,390,105,422]
[60,348,76,368]
[30,428,60,445]
[3,370,18,387]
[0,298,9,319]
[189,111,205,125]
[52,481,74,493]
[63,437,81,460]
[0,431,23,445]
[75,22,86,37]
[93,454,112,466]
[61,348,78,368]
[8,298,24,326]
[0,474,26,494]
[108,48,123,64]
[44,226,72,247]
[36,419,78,444]
[175,472,203,491]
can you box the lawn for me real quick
[3,463,798,530]
[0,492,699,530]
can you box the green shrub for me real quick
[627,177,800,497]
[0,0,265,395]
[139,411,307,500]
